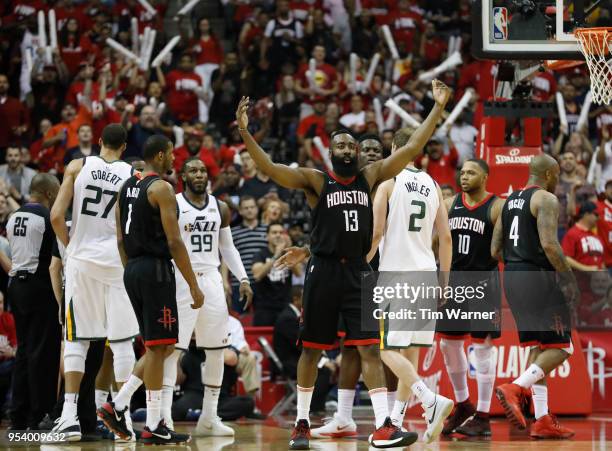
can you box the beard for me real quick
[331,154,359,178]
[186,180,207,194]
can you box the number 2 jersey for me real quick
[66,156,134,282]
[309,172,372,259]
[379,168,439,271]
[448,192,498,271]
[501,186,553,270]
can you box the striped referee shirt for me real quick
[6,203,54,278]
[230,222,267,287]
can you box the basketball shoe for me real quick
[442,399,475,435]
[368,417,418,448]
[496,383,527,429]
[422,394,454,443]
[455,412,492,437]
[140,420,191,445]
[311,413,357,438]
[530,414,575,439]
[289,419,310,450]
[195,415,235,436]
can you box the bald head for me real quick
[528,154,560,193]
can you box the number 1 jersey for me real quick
[66,156,134,279]
[310,172,372,259]
[379,168,439,271]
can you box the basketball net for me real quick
[574,27,612,105]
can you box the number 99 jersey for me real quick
[176,193,221,271]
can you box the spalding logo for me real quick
[495,148,534,165]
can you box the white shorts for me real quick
[64,258,139,342]
[381,330,436,349]
[175,269,229,350]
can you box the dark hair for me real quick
[267,221,284,233]
[124,156,144,164]
[181,156,206,174]
[239,195,257,206]
[359,134,382,144]
[465,158,490,174]
[101,124,127,150]
[440,184,455,192]
[392,127,415,148]
[142,134,171,161]
[330,129,354,140]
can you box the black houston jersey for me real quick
[310,172,372,259]
[448,192,498,271]
[118,173,173,260]
[501,186,554,270]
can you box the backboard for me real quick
[472,0,612,61]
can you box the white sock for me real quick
[161,385,174,425]
[202,386,221,420]
[448,371,469,403]
[113,374,143,411]
[513,363,545,389]
[532,385,548,420]
[95,389,109,410]
[369,388,389,428]
[145,390,162,431]
[63,393,78,419]
[387,391,397,414]
[390,399,408,426]
[411,380,436,407]
[473,343,495,413]
[336,388,355,423]
[296,386,314,424]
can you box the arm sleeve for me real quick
[219,226,248,281]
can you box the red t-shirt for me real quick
[190,36,224,65]
[422,37,447,68]
[361,0,397,25]
[297,114,325,139]
[173,145,220,192]
[415,147,459,189]
[296,62,339,104]
[562,224,605,269]
[165,70,202,123]
[0,96,29,148]
[218,143,244,168]
[531,71,557,102]
[596,199,612,267]
[391,11,423,53]
[60,34,93,76]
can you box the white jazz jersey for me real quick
[66,156,133,279]
[176,192,222,271]
[379,168,439,271]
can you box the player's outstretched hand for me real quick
[236,96,250,130]
[239,281,254,310]
[190,285,205,309]
[432,79,452,107]
[274,246,310,270]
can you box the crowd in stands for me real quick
[0,0,611,419]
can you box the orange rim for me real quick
[545,59,585,71]
[574,27,612,56]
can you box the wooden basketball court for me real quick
[2,412,609,450]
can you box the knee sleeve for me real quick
[472,342,495,376]
[109,340,136,383]
[202,349,224,387]
[64,340,89,373]
[163,350,181,387]
[440,338,468,373]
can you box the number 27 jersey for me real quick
[66,156,134,273]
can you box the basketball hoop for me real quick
[574,27,612,105]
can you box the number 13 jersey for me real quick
[176,192,221,271]
[66,156,134,278]
[379,168,438,271]
[310,172,372,259]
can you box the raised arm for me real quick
[51,159,83,247]
[150,181,204,309]
[236,97,322,191]
[363,80,451,186]
[366,180,391,263]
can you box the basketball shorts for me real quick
[299,255,379,349]
[437,270,502,342]
[64,258,139,342]
[503,263,572,348]
[379,271,438,349]
[175,269,229,350]
[123,256,178,347]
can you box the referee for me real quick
[6,173,61,430]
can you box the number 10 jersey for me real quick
[176,192,221,271]
[66,156,134,279]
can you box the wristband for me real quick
[240,278,250,284]
[238,127,247,131]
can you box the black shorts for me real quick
[437,270,502,342]
[503,263,572,348]
[299,255,379,349]
[124,256,178,347]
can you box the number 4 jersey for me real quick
[66,156,134,279]
[448,192,498,271]
[379,168,439,271]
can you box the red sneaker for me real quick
[496,383,527,429]
[289,419,311,450]
[369,417,418,448]
[530,414,575,439]
[442,400,475,435]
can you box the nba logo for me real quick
[493,7,508,40]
